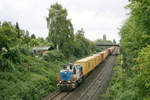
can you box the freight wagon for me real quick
[57,47,115,90]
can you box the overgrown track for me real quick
[43,47,119,100]
[43,90,60,100]
[43,89,71,100]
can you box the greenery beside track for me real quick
[105,0,150,99]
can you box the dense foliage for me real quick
[0,21,61,100]
[0,22,18,50]
[0,2,114,99]
[105,0,150,99]
[0,3,111,99]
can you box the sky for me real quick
[0,0,129,42]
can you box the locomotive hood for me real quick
[60,70,72,82]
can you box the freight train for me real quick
[57,47,115,90]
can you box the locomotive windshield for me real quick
[61,65,67,70]
[61,64,73,70]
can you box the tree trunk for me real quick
[56,43,59,50]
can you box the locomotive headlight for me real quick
[68,80,71,83]
[59,80,62,83]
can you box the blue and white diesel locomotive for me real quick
[57,63,83,90]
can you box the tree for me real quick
[73,28,96,57]
[107,0,150,99]
[23,30,31,45]
[76,28,84,39]
[46,3,74,50]
[0,21,18,50]
[15,22,21,38]
[95,36,112,52]
[113,39,116,44]
[103,34,107,41]
[73,29,86,57]
[30,39,39,47]
[31,34,36,39]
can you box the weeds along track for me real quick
[43,89,71,100]
[42,90,61,100]
[51,91,70,100]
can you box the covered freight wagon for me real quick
[75,56,95,76]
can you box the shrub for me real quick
[19,47,33,56]
[43,50,65,62]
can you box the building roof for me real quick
[32,46,53,52]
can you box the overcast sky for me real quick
[0,0,129,42]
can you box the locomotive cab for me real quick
[57,63,83,90]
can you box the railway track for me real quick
[51,92,70,100]
[77,52,115,100]
[43,89,71,100]
[44,47,119,100]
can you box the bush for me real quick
[0,47,23,72]
[19,47,33,56]
[105,46,150,99]
[43,50,65,62]
[0,46,61,100]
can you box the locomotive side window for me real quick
[67,65,70,70]
[62,65,67,69]
[73,67,76,74]
[70,64,73,70]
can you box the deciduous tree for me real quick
[46,3,74,50]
